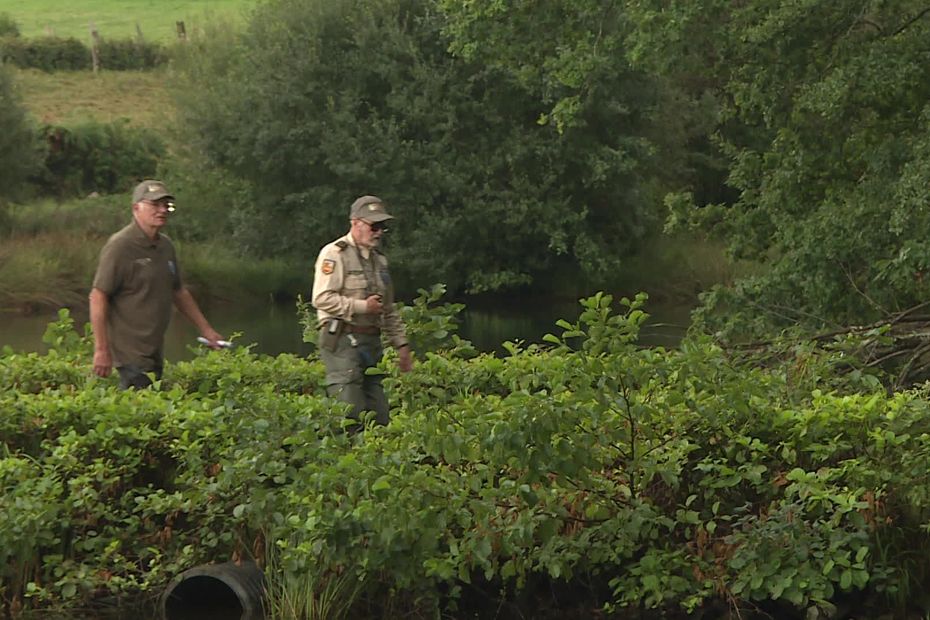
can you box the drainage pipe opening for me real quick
[160,561,264,620]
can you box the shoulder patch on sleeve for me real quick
[321,259,336,275]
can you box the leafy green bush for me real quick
[35,120,164,198]
[0,35,166,71]
[0,36,89,70]
[0,65,45,207]
[1,299,928,617]
[629,1,930,335]
[97,38,167,70]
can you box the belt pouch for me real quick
[319,318,343,352]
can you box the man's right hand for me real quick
[365,294,384,314]
[93,349,112,377]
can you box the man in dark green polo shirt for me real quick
[89,180,224,389]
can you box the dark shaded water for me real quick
[0,296,694,359]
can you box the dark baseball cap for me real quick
[350,195,393,222]
[132,180,175,205]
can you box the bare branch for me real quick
[840,261,889,317]
[892,7,930,37]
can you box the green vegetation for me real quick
[5,2,930,614]
[0,34,167,71]
[0,1,257,42]
[172,0,700,294]
[3,0,927,322]
[0,196,303,312]
[0,65,43,204]
[1,297,928,617]
[12,68,171,128]
[621,1,930,337]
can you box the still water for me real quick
[0,296,694,359]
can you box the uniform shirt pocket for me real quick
[345,271,368,293]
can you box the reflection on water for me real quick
[0,296,695,360]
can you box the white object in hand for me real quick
[197,337,232,348]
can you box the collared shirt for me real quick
[92,221,181,369]
[311,232,408,348]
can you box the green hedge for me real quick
[35,121,164,197]
[0,35,166,71]
[97,37,167,70]
[2,296,929,618]
[0,36,87,70]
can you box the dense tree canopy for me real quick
[173,0,699,294]
[172,0,930,325]
[628,0,930,334]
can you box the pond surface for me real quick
[0,295,695,360]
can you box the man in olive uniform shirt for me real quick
[312,195,413,425]
[90,180,224,389]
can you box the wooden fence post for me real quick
[135,23,145,44]
[89,22,101,73]
[176,21,187,42]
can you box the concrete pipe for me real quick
[160,560,264,620]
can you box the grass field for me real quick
[13,67,173,127]
[0,0,257,42]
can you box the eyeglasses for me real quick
[143,200,175,213]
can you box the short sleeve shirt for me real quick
[92,221,181,369]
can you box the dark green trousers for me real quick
[117,363,162,390]
[319,331,389,426]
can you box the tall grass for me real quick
[179,241,306,301]
[0,233,99,311]
[0,196,306,311]
[2,195,127,235]
[264,538,364,620]
[0,233,306,312]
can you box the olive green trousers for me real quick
[319,331,389,426]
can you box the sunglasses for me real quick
[365,220,389,232]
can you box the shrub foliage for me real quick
[35,121,164,198]
[1,295,928,617]
[0,64,44,206]
[0,35,166,71]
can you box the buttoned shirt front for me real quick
[92,221,182,369]
[311,232,407,349]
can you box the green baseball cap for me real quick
[132,180,175,205]
[350,195,393,222]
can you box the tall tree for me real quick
[628,0,930,334]
[173,0,695,294]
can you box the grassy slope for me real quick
[0,2,281,311]
[13,67,173,128]
[0,0,256,42]
[3,0,261,128]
